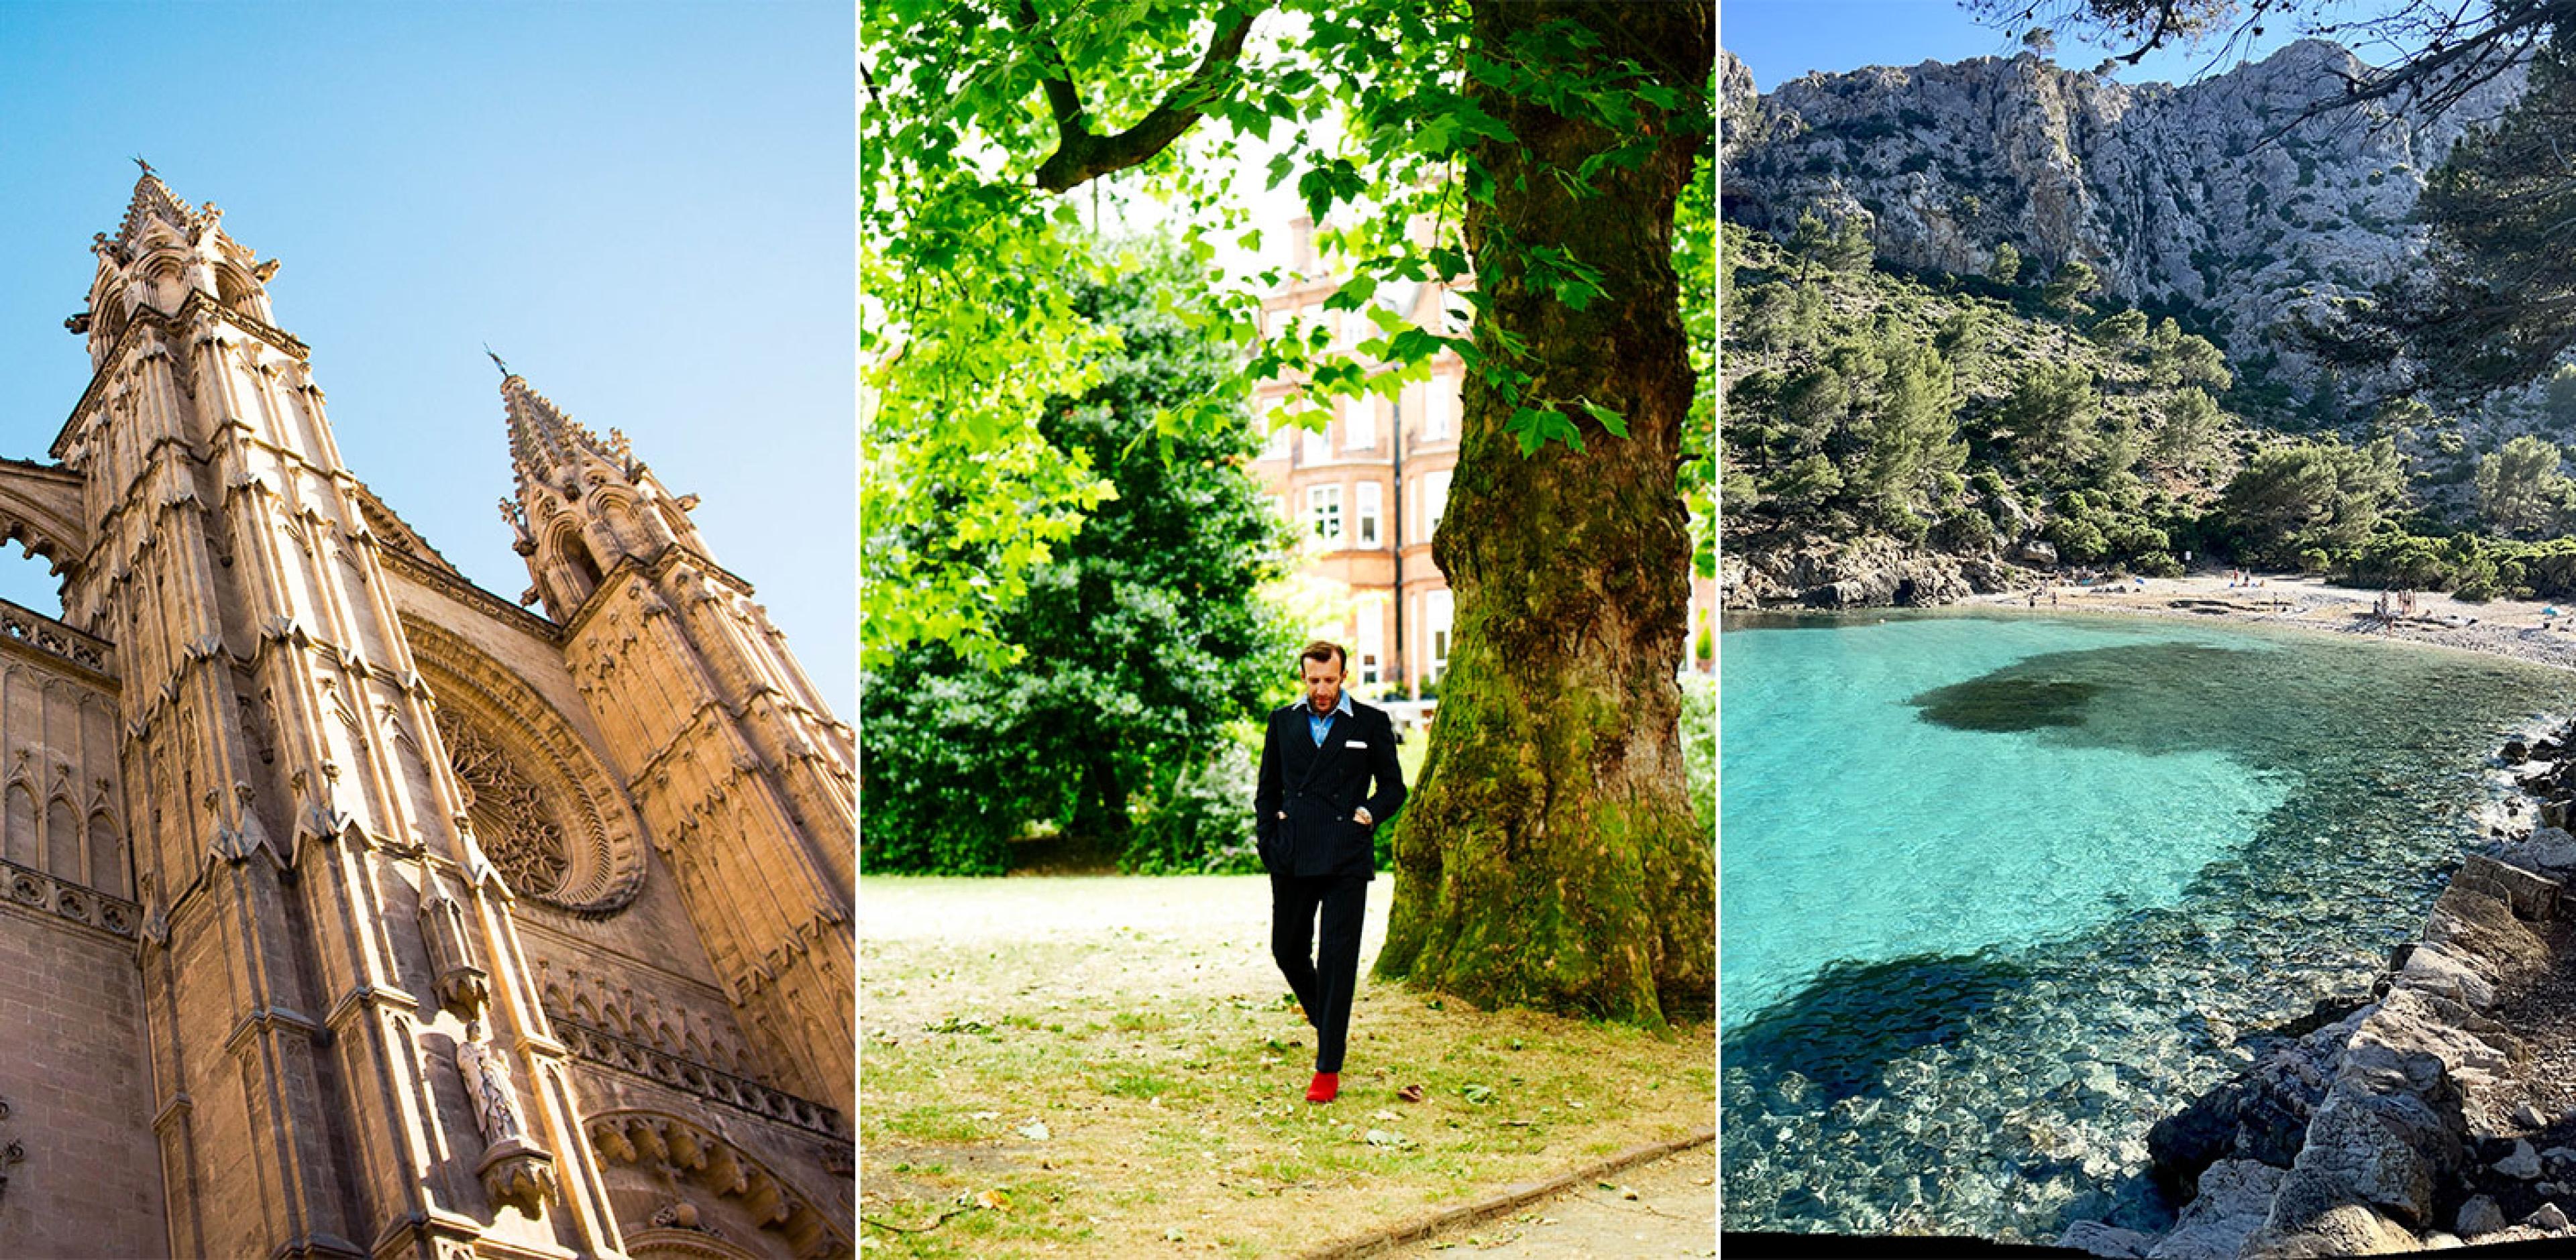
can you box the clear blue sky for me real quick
[1723,0,2357,92]
[0,2,853,713]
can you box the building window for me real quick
[1262,422,1293,459]
[1424,378,1452,439]
[1308,484,1342,544]
[1428,589,1454,681]
[1357,481,1381,547]
[1425,470,1452,536]
[1346,398,1375,451]
[1303,424,1330,466]
[1358,600,1383,687]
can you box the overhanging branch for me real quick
[1018,1,1267,194]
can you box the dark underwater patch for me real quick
[1911,677,2104,732]
[1722,952,2033,1103]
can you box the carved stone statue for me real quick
[453,1027,558,1213]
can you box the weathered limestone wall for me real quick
[0,901,165,1258]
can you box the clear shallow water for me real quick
[1719,610,2576,1242]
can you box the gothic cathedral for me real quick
[0,170,855,1257]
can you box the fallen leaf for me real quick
[975,1189,1011,1212]
[1371,1110,1399,1121]
[1617,1185,1639,1200]
[1365,1128,1406,1147]
[970,1111,1000,1121]
[1462,1084,1496,1105]
[1019,1121,1051,1141]
[1165,1226,1187,1241]
[1397,1084,1426,1102]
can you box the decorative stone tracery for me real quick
[444,721,573,899]
[403,616,647,917]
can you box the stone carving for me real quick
[415,878,490,1021]
[0,854,140,937]
[454,1028,559,1214]
[648,1200,722,1237]
[0,1097,20,1208]
[551,1011,843,1138]
[442,722,571,901]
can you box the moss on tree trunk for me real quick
[1373,0,1715,1029]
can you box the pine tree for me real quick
[1991,241,2022,286]
[2041,259,2100,317]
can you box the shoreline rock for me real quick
[2061,728,2576,1257]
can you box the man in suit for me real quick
[1254,639,1407,1104]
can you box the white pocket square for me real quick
[1346,740,1368,748]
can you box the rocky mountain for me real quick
[1721,41,2526,378]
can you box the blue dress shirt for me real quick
[1307,689,1354,746]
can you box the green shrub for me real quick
[1932,510,1998,555]
[1126,740,1263,874]
[859,662,1059,876]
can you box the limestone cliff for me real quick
[1720,42,2524,375]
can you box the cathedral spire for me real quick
[498,367,707,620]
[76,166,276,371]
[498,367,619,498]
[103,162,219,264]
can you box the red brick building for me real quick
[1249,218,1715,709]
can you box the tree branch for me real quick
[1022,1,1267,194]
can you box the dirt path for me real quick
[1385,1143,1715,1258]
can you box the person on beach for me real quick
[1253,640,1407,1105]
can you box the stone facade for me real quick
[0,170,853,1257]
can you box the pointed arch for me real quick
[555,525,604,595]
[43,794,77,882]
[87,809,125,897]
[5,781,36,870]
[586,1110,851,1259]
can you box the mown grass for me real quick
[859,876,1713,1258]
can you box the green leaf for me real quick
[1578,398,1629,439]
[1321,272,1379,312]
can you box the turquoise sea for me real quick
[1719,610,2576,1241]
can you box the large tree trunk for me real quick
[1071,744,1132,856]
[1373,0,1715,1028]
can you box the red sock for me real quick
[1306,1072,1338,1103]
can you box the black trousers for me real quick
[1270,872,1368,1074]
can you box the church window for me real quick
[443,722,573,899]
